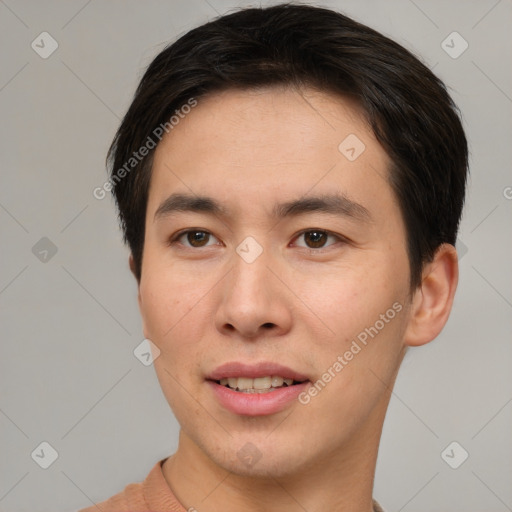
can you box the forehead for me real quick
[148,86,393,219]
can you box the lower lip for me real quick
[207,380,310,416]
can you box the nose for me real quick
[214,246,293,340]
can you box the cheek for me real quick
[139,265,203,339]
[139,268,213,382]
[303,263,403,340]
[303,275,408,426]
[299,258,409,400]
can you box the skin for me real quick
[131,86,459,512]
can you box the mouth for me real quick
[206,362,311,415]
[212,376,308,393]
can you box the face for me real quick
[138,86,414,478]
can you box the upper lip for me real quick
[207,361,309,382]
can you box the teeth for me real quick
[253,376,272,389]
[218,375,298,392]
[271,376,284,387]
[236,377,254,390]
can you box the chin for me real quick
[221,452,306,479]
[198,430,316,479]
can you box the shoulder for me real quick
[75,458,171,512]
[77,482,145,512]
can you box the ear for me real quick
[403,243,459,347]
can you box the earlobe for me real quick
[403,243,459,347]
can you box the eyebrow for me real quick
[153,192,372,224]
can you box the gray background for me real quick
[1,0,511,511]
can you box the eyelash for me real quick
[168,228,348,253]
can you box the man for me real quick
[80,3,467,511]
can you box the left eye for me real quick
[293,230,341,249]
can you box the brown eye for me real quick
[294,230,341,250]
[172,230,219,248]
[186,231,210,247]
[303,231,328,248]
